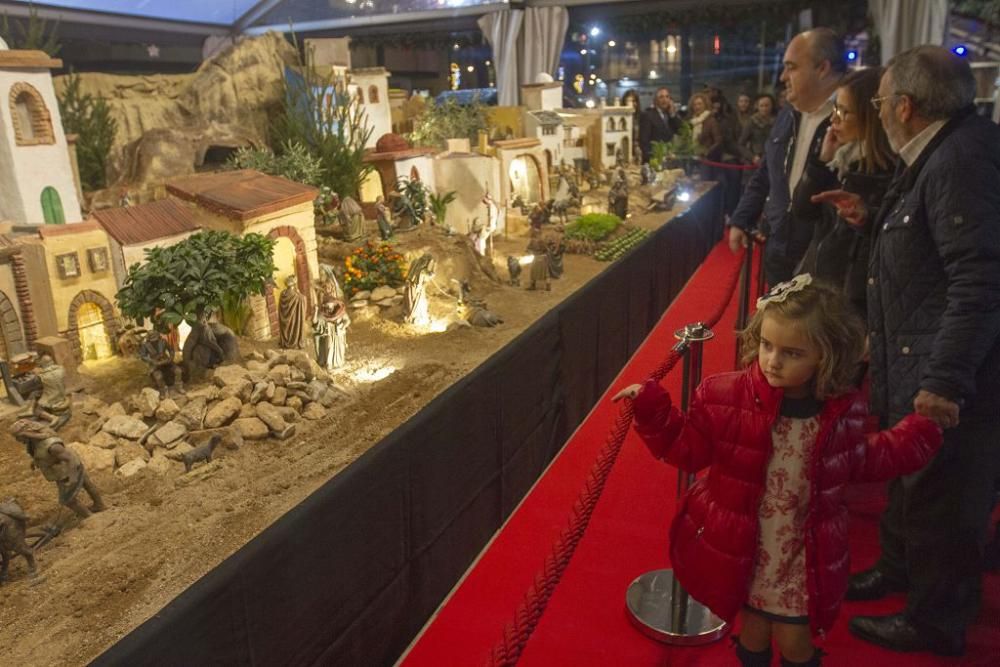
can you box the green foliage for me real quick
[57,73,117,191]
[1,3,61,55]
[226,140,324,186]
[116,230,276,327]
[565,213,622,241]
[649,141,670,171]
[664,123,699,161]
[343,241,406,297]
[219,292,255,336]
[408,97,488,150]
[594,227,649,262]
[393,176,429,224]
[428,190,457,225]
[271,34,374,199]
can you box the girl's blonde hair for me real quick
[739,280,866,399]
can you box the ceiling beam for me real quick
[233,0,289,33]
[244,2,510,36]
[0,1,223,36]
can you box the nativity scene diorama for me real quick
[0,30,697,648]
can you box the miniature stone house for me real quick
[165,170,319,342]
[0,49,83,225]
[92,198,202,290]
[523,110,564,172]
[493,138,550,207]
[361,133,437,210]
[349,67,393,151]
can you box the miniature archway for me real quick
[508,154,543,204]
[368,85,380,104]
[606,117,616,132]
[620,137,630,163]
[0,290,26,361]
[619,117,628,131]
[357,87,365,104]
[66,290,119,362]
[264,226,312,338]
[9,82,55,146]
[410,165,421,182]
[41,187,65,224]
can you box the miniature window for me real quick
[606,143,616,157]
[619,117,628,131]
[356,87,365,104]
[87,247,109,273]
[607,118,616,132]
[368,85,380,104]
[55,252,81,279]
[9,82,55,146]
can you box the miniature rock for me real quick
[136,387,161,418]
[391,295,404,305]
[247,359,269,374]
[271,386,287,405]
[176,397,207,430]
[376,298,395,308]
[115,441,151,468]
[274,406,300,423]
[103,402,127,418]
[266,381,276,400]
[204,397,242,428]
[267,364,292,386]
[247,350,265,362]
[255,402,294,439]
[266,351,287,366]
[287,351,314,380]
[238,403,257,419]
[155,398,180,422]
[226,425,244,450]
[302,403,326,420]
[151,420,187,448]
[115,458,147,479]
[213,364,252,388]
[219,378,252,402]
[102,415,150,440]
[147,452,174,475]
[233,417,269,440]
[249,382,269,404]
[353,290,372,300]
[371,285,396,301]
[350,299,368,309]
[165,441,195,459]
[68,442,115,472]
[185,385,220,402]
[80,397,107,416]
[287,396,304,413]
[88,431,118,450]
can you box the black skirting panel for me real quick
[92,186,723,667]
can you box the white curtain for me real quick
[871,0,949,63]
[479,9,524,106]
[520,6,569,86]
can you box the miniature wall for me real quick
[115,230,199,290]
[396,155,437,193]
[486,107,524,140]
[350,70,392,151]
[0,263,26,357]
[17,240,58,338]
[0,70,83,224]
[433,154,502,235]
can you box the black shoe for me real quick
[849,613,965,657]
[845,567,907,601]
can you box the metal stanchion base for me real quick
[625,569,729,646]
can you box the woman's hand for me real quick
[819,126,842,162]
[613,384,643,402]
[810,189,868,228]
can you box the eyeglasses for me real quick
[870,93,900,111]
[831,104,853,120]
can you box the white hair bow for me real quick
[756,273,813,310]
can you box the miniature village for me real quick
[0,33,697,665]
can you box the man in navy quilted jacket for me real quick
[728,28,844,286]
[829,46,1000,657]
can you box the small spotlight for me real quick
[677,190,692,202]
[453,43,460,51]
[467,65,474,73]
[590,27,601,37]
[580,49,588,55]
[485,60,491,66]
[608,40,616,47]
[666,44,677,55]
[953,45,968,56]
[847,50,858,61]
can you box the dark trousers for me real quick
[875,419,1000,642]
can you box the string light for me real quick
[608,40,616,47]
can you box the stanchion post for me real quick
[625,322,728,645]
[734,246,753,369]
[754,238,767,300]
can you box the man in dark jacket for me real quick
[637,87,682,165]
[728,28,845,285]
[837,46,1000,657]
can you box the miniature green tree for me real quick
[116,230,276,332]
[1,3,61,55]
[428,190,457,225]
[272,34,374,199]
[226,140,324,187]
[393,176,429,225]
[408,97,488,150]
[57,73,118,191]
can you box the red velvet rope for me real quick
[485,247,747,666]
[698,158,759,171]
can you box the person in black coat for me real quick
[823,46,1000,658]
[638,87,682,164]
[793,67,894,319]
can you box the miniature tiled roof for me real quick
[166,170,319,223]
[92,199,201,246]
[0,50,62,69]
[529,110,564,126]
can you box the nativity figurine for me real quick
[339,196,365,242]
[375,196,393,241]
[278,275,306,349]
[313,299,350,370]
[526,232,551,291]
[139,328,184,396]
[404,254,436,325]
[29,355,71,430]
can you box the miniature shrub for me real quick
[343,241,406,297]
[564,213,622,242]
[1,4,61,55]
[408,97,488,150]
[226,140,324,187]
[57,73,117,191]
[428,190,457,225]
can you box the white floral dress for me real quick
[746,397,822,621]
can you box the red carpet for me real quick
[401,241,1000,666]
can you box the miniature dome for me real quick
[535,73,554,84]
[375,133,410,153]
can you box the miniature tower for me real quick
[0,47,83,225]
[349,67,393,150]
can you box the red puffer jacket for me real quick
[632,363,942,635]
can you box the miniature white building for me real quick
[0,49,83,226]
[433,149,502,235]
[523,110,564,172]
[521,81,562,112]
[596,104,634,168]
[350,67,393,151]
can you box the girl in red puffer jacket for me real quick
[616,276,942,666]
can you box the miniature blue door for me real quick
[41,187,65,225]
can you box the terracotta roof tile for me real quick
[92,199,200,246]
[165,170,318,223]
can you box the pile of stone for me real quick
[348,285,406,321]
[67,350,344,480]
